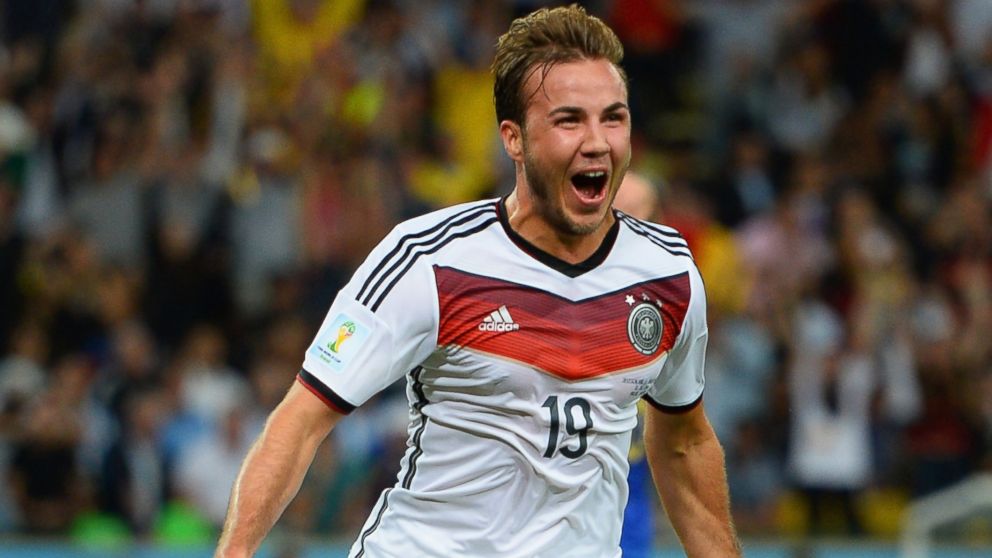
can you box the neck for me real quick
[504,189,614,265]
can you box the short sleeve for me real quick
[644,263,707,412]
[300,226,439,413]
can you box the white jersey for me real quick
[300,198,707,558]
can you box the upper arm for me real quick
[643,399,717,457]
[263,380,346,447]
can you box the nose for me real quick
[581,122,610,158]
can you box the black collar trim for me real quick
[496,197,619,278]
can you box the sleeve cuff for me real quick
[642,392,702,414]
[297,369,357,414]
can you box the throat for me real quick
[544,227,610,263]
[504,194,616,265]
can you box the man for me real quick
[216,6,739,557]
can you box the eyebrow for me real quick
[548,102,629,117]
[548,106,583,117]
[603,102,629,114]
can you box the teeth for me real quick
[580,171,606,178]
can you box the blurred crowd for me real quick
[0,0,991,545]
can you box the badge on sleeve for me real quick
[309,313,372,372]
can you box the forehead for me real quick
[522,58,627,116]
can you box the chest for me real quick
[431,265,691,402]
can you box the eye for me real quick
[555,116,580,128]
[604,112,627,125]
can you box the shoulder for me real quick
[614,210,694,261]
[351,199,501,310]
[367,198,501,271]
[390,198,501,238]
[613,211,705,307]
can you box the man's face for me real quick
[517,58,631,236]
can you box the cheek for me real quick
[535,136,578,168]
[608,129,631,153]
[611,138,632,169]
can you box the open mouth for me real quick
[570,170,609,203]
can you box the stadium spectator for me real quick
[100,385,169,535]
[9,355,92,534]
[175,407,258,527]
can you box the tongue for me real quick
[575,184,599,200]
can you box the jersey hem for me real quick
[642,392,702,414]
[297,369,357,414]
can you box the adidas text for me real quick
[478,321,520,332]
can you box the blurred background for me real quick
[0,0,991,556]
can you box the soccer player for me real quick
[216,6,739,558]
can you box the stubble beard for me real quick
[522,145,604,237]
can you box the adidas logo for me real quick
[478,305,520,332]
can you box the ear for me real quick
[499,120,524,163]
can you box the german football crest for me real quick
[627,302,663,355]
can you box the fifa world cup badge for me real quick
[310,314,371,371]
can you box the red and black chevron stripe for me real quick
[435,266,691,381]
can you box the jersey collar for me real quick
[496,197,619,278]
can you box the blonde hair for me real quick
[492,4,625,126]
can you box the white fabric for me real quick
[302,199,707,557]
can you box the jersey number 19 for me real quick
[541,396,594,458]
